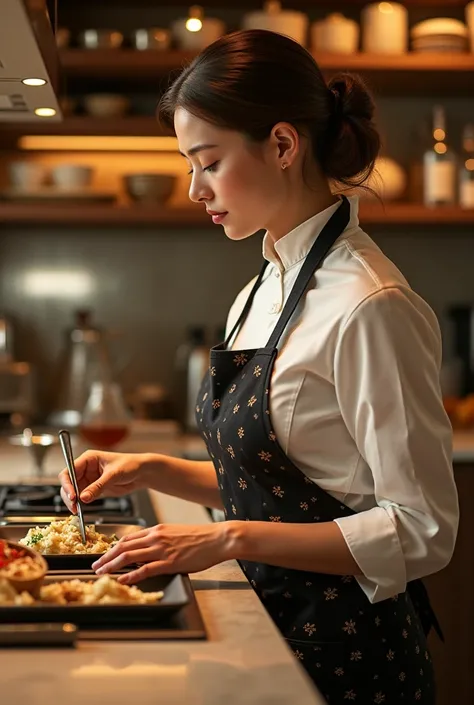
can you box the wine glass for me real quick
[9,428,59,478]
[79,380,130,449]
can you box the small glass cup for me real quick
[79,381,130,449]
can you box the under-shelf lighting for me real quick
[18,135,179,152]
[22,78,47,86]
[34,107,56,117]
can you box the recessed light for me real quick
[34,107,56,117]
[22,78,47,87]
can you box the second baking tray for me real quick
[0,523,141,570]
[0,573,189,625]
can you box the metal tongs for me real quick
[58,429,87,545]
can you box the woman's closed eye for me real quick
[188,160,220,175]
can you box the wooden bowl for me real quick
[0,540,47,598]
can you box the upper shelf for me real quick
[0,202,473,228]
[59,49,474,95]
[48,0,470,6]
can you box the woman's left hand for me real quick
[91,523,233,584]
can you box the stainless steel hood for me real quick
[0,0,61,122]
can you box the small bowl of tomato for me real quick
[0,539,47,598]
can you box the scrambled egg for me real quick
[19,516,118,555]
[0,574,164,606]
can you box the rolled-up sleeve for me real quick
[333,286,459,603]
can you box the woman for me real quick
[60,30,459,704]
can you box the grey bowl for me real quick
[123,174,176,204]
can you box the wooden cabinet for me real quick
[425,464,474,705]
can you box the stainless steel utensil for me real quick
[58,429,87,545]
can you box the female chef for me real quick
[60,30,458,705]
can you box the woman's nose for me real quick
[188,174,213,204]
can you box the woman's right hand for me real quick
[58,450,146,514]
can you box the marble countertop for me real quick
[0,439,325,705]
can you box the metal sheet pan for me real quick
[0,523,141,570]
[0,573,189,625]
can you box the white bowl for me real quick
[311,14,359,54]
[8,162,48,191]
[411,18,469,40]
[242,8,308,45]
[51,165,94,191]
[83,94,129,118]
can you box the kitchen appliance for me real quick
[311,13,359,54]
[174,327,209,431]
[449,305,474,397]
[48,310,120,429]
[0,484,140,523]
[0,0,61,123]
[0,483,207,640]
[362,2,408,55]
[0,315,36,429]
[242,1,308,46]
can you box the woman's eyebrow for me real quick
[179,143,218,157]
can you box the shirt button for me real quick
[275,270,280,278]
[269,302,281,314]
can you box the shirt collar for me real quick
[262,196,359,271]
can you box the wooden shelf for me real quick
[0,202,473,227]
[0,117,170,139]
[59,49,474,95]
[48,0,469,6]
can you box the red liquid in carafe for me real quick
[80,425,129,448]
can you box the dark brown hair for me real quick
[159,29,380,189]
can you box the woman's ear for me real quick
[270,122,300,169]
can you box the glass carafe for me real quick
[79,380,130,449]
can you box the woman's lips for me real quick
[207,210,228,224]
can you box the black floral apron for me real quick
[197,197,440,704]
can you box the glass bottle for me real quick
[459,123,474,209]
[423,105,457,207]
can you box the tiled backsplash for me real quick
[1,222,473,416]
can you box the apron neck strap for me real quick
[224,260,269,348]
[266,196,350,350]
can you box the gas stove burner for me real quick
[0,483,135,519]
[9,487,58,505]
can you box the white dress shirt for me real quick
[226,196,459,604]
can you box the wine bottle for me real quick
[459,123,474,209]
[423,105,456,207]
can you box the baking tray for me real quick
[0,523,141,570]
[0,573,189,626]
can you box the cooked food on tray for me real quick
[0,540,44,579]
[0,574,164,606]
[19,516,119,555]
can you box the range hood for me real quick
[0,0,61,122]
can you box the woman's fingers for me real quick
[91,530,155,570]
[95,546,158,575]
[59,485,77,515]
[117,561,170,585]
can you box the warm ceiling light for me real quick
[34,107,56,117]
[433,128,446,141]
[186,17,202,31]
[22,78,47,86]
[186,4,203,32]
[434,142,447,155]
[18,135,179,152]
[465,158,474,172]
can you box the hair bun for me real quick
[323,73,380,186]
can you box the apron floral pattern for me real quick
[197,198,439,704]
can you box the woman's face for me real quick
[174,108,288,240]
